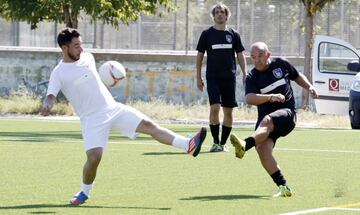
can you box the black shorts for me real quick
[206,77,237,108]
[256,108,296,143]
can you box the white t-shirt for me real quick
[47,53,117,118]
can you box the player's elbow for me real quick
[245,94,258,105]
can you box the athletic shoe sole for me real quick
[191,127,207,157]
[230,134,245,159]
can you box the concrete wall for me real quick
[0,46,305,106]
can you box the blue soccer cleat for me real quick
[70,191,88,205]
[187,127,207,157]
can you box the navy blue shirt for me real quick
[196,27,245,78]
[245,58,300,117]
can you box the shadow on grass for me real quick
[0,203,171,211]
[0,131,158,144]
[29,212,56,214]
[180,194,270,201]
[0,131,82,140]
[142,150,223,156]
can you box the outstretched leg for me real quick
[230,115,273,158]
[136,119,206,157]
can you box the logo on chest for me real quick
[272,68,283,79]
[225,35,232,43]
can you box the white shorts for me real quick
[80,103,148,151]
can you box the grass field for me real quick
[0,118,359,215]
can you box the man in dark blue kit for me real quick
[230,42,319,197]
[196,2,247,152]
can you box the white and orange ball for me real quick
[98,61,126,87]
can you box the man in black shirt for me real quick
[196,2,247,152]
[230,42,318,197]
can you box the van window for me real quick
[318,42,359,75]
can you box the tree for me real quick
[0,0,174,29]
[300,0,335,108]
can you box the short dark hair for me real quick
[57,28,81,47]
[211,2,231,19]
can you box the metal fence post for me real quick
[11,21,20,46]
[236,0,240,32]
[173,0,177,50]
[93,21,97,48]
[54,22,58,47]
[185,0,189,54]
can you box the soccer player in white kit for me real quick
[41,28,207,205]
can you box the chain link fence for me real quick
[0,0,359,56]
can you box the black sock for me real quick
[209,124,220,144]
[220,125,232,145]
[270,170,287,186]
[244,137,255,151]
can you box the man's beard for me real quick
[215,20,226,25]
[68,51,80,61]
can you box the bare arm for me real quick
[237,51,247,84]
[41,94,56,116]
[245,93,285,105]
[294,73,319,98]
[196,52,205,91]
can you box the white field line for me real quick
[2,116,360,130]
[280,207,360,215]
[277,148,360,154]
[280,202,360,215]
[279,207,329,215]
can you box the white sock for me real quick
[81,182,93,197]
[172,135,190,151]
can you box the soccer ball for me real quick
[98,61,126,87]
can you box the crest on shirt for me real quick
[226,35,232,43]
[272,68,283,79]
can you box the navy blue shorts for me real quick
[206,77,237,108]
[256,108,296,143]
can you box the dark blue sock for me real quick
[244,137,255,151]
[220,125,232,145]
[271,170,287,186]
[209,124,220,144]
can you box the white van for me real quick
[312,35,360,115]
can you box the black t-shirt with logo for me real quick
[245,58,300,117]
[196,26,245,78]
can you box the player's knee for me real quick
[259,115,273,128]
[223,108,233,118]
[87,153,102,166]
[210,104,220,114]
[86,148,102,165]
[140,119,158,131]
